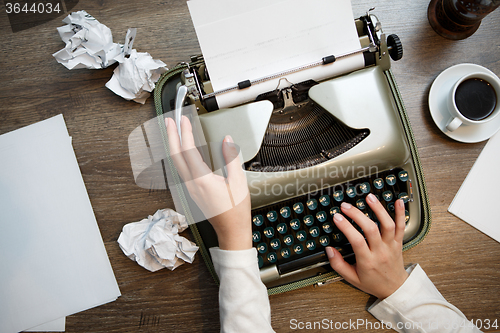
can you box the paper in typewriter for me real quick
[187,0,364,109]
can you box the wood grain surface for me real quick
[1,0,499,332]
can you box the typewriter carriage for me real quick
[166,13,407,178]
[173,13,403,114]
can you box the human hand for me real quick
[326,193,409,299]
[166,116,252,251]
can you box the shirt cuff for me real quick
[369,264,443,311]
[209,247,259,270]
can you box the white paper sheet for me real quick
[448,130,500,243]
[187,0,364,108]
[24,318,65,332]
[0,115,121,333]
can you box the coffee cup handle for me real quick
[446,117,462,132]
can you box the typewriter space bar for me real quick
[260,246,355,283]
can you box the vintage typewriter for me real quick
[153,10,431,294]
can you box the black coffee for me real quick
[455,78,497,121]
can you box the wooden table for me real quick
[1,0,499,332]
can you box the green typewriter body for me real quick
[154,13,430,294]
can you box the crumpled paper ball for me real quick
[117,208,198,272]
[105,49,168,104]
[52,10,123,69]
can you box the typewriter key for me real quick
[373,178,384,189]
[356,199,366,210]
[398,192,409,203]
[281,248,291,259]
[296,230,307,241]
[333,190,344,202]
[293,244,304,254]
[267,211,277,222]
[398,170,409,182]
[306,240,317,251]
[333,233,343,242]
[293,202,304,214]
[316,211,327,223]
[319,195,330,206]
[290,219,300,230]
[346,186,356,198]
[264,227,275,238]
[386,174,397,186]
[280,206,291,218]
[267,252,277,263]
[283,235,294,246]
[330,206,341,215]
[252,231,261,243]
[270,239,281,250]
[257,242,267,254]
[360,182,371,194]
[253,214,264,226]
[319,235,330,246]
[304,215,314,226]
[258,256,263,268]
[277,223,287,234]
[322,222,333,233]
[309,226,320,238]
[306,199,318,210]
[382,190,393,202]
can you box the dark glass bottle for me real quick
[428,0,500,39]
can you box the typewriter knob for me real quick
[387,34,403,61]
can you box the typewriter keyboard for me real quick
[252,168,411,271]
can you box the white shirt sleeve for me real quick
[368,264,482,333]
[209,247,275,333]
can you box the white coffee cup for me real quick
[446,72,500,132]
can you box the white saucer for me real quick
[428,63,500,143]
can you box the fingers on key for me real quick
[394,199,406,243]
[325,246,360,285]
[333,209,370,257]
[365,193,397,242]
[365,193,406,244]
[339,201,381,247]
